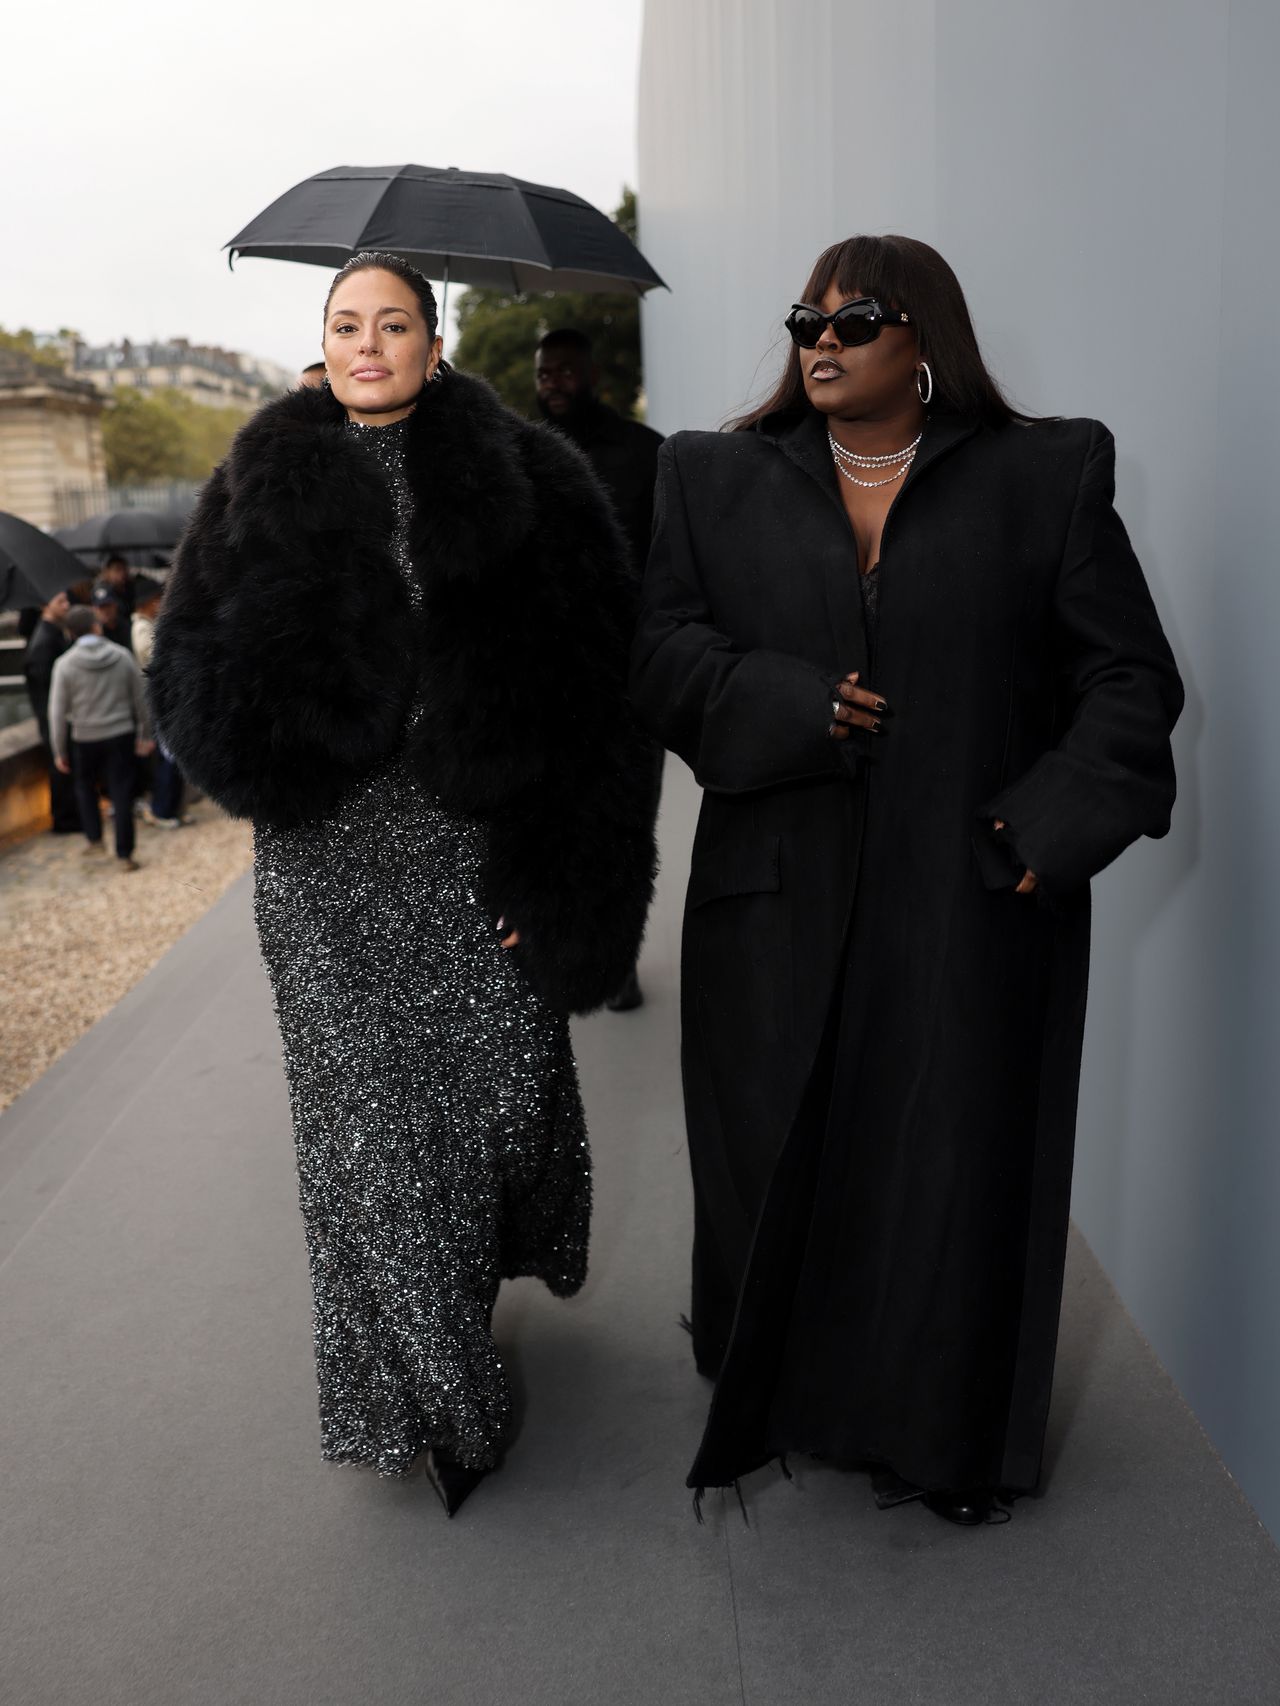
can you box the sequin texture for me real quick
[253,413,590,1474]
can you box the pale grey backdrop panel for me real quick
[637,0,1280,1535]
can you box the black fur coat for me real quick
[149,370,657,1014]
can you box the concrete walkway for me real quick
[3,760,1278,1706]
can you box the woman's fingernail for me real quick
[874,699,888,712]
[496,917,505,931]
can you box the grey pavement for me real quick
[2,758,1278,1706]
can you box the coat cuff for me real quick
[970,818,1026,891]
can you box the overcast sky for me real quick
[1,0,642,375]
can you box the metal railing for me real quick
[0,633,30,722]
[53,481,204,528]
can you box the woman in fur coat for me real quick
[149,252,656,1516]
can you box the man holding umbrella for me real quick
[536,327,664,1011]
[536,329,664,582]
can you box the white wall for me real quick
[638,0,1280,1534]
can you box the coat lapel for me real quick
[235,372,541,593]
[401,370,536,580]
[876,414,980,643]
[770,410,868,679]
[768,409,982,677]
[889,413,979,515]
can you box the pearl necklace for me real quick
[829,429,923,489]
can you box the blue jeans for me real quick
[150,743,185,821]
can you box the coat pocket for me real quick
[970,826,1024,892]
[686,835,782,909]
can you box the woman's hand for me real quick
[993,821,1039,894]
[496,917,521,949]
[829,671,890,740]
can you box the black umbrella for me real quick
[225,164,667,312]
[0,512,87,612]
[54,505,192,562]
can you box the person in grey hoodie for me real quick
[49,606,155,870]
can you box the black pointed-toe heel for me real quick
[424,1450,489,1518]
[606,967,644,1012]
[922,1487,1006,1527]
[871,1466,925,1509]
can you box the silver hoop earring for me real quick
[916,362,934,405]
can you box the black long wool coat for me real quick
[149,371,657,1015]
[630,407,1183,1494]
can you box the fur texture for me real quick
[150,370,657,1013]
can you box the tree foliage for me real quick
[102,387,250,483]
[0,325,70,369]
[452,189,645,419]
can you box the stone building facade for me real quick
[71,338,291,408]
[0,351,107,530]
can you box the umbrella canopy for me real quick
[0,512,86,612]
[54,506,191,561]
[225,164,667,296]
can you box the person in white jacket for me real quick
[50,606,155,870]
[131,578,186,829]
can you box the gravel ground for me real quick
[0,801,254,1113]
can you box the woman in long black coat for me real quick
[630,234,1183,1525]
[150,253,655,1516]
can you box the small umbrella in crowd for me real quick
[226,163,667,314]
[54,505,193,566]
[0,512,87,613]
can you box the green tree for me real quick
[102,387,250,483]
[0,325,70,369]
[452,188,645,418]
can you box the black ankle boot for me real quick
[606,967,644,1012]
[424,1449,489,1518]
[923,1487,1002,1526]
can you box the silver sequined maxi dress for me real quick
[253,415,590,1475]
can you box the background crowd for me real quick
[20,555,187,871]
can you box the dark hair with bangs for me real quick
[729,234,1034,432]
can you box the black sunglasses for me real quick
[784,297,913,349]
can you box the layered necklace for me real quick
[829,428,923,489]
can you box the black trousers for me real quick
[72,732,136,859]
[36,714,81,832]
